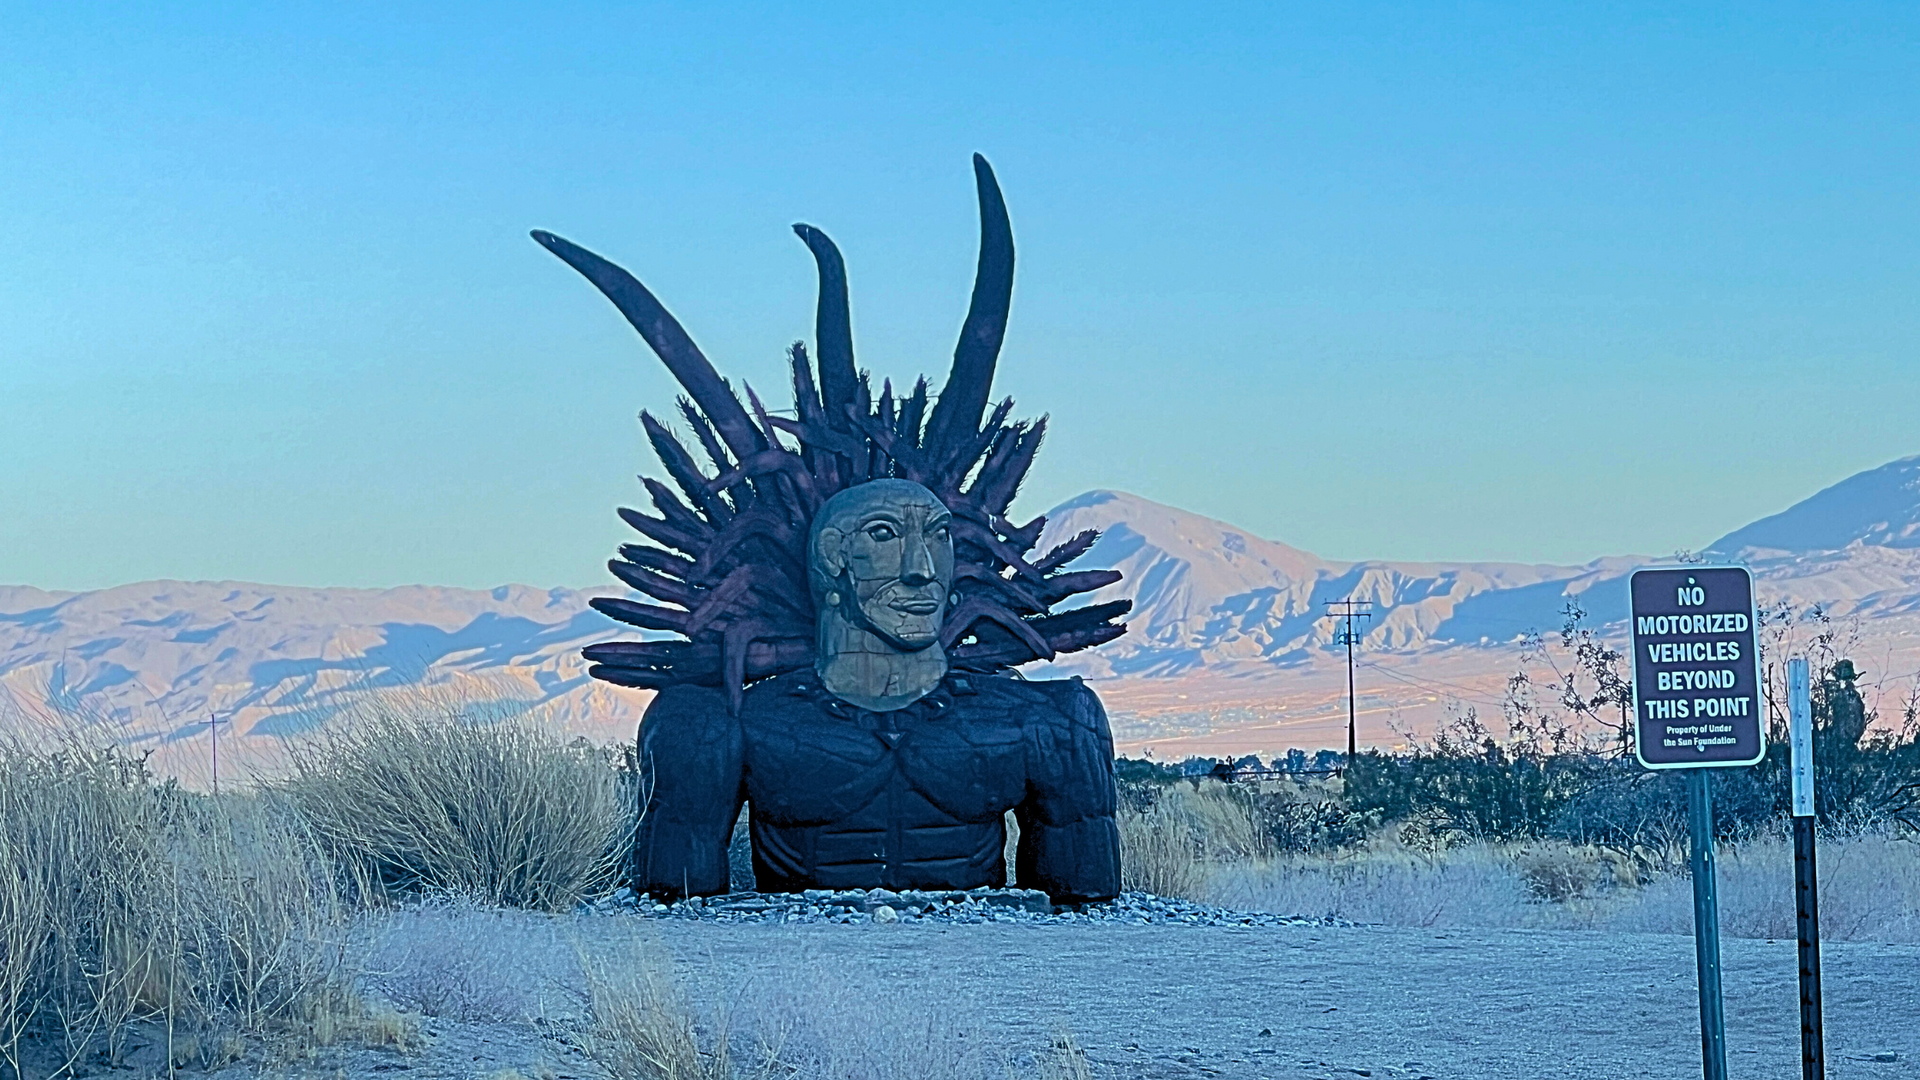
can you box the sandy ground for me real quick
[654,922,1918,1079]
[278,919,1916,1080]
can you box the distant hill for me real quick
[0,582,633,763]
[1711,454,1920,555]
[8,453,1920,763]
[1036,490,1635,677]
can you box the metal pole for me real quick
[1787,657,1824,1080]
[1687,769,1729,1080]
[1793,816,1824,1078]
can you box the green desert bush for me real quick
[0,734,361,1077]
[279,695,631,911]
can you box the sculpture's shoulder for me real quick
[958,674,1107,732]
[635,682,744,781]
[964,676,1115,808]
[643,682,732,720]
[639,683,737,743]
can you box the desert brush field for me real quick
[3,693,1917,1079]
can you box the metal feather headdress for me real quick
[534,155,1129,710]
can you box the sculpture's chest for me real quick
[740,699,1028,825]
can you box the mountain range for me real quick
[1037,454,1920,678]
[7,454,1920,770]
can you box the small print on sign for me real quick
[1629,566,1765,769]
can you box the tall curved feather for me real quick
[531,230,763,460]
[793,224,860,434]
[924,154,1014,459]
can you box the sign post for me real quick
[1630,566,1765,1080]
[1787,657,1824,1080]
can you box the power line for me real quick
[1354,659,1510,708]
[1322,599,1373,765]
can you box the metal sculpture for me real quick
[535,155,1127,902]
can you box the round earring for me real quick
[825,591,841,606]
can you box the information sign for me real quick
[1630,566,1765,769]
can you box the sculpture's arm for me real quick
[1015,677,1122,903]
[631,684,744,899]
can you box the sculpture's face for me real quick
[809,480,955,651]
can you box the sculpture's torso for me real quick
[631,671,1122,902]
[741,672,1031,891]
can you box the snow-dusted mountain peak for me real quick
[1711,453,1920,556]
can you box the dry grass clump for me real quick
[1208,839,1539,928]
[1509,844,1618,902]
[1201,824,1920,941]
[1127,776,1920,942]
[361,897,589,1023]
[580,941,740,1080]
[0,736,362,1076]
[1593,829,1920,941]
[1118,780,1270,896]
[279,695,631,911]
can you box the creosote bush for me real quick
[280,695,631,911]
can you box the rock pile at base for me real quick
[582,887,1350,928]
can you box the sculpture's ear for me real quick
[815,526,848,577]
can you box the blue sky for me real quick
[4,3,1918,590]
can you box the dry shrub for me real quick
[1118,804,1209,897]
[1118,780,1267,896]
[280,695,629,911]
[1201,824,1920,941]
[1209,838,1538,927]
[579,939,741,1080]
[1597,828,1920,942]
[0,800,48,1075]
[1511,845,1609,902]
[1036,1029,1093,1080]
[0,735,360,1076]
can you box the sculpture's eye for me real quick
[866,523,897,542]
[933,524,950,542]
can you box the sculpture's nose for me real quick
[901,535,937,585]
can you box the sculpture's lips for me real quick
[890,598,941,615]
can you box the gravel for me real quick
[582,885,1357,928]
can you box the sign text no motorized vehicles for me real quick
[1629,566,1765,769]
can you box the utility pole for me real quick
[1323,599,1373,768]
